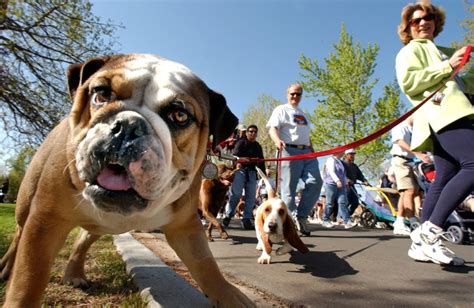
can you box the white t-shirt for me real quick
[390,121,414,158]
[266,104,311,146]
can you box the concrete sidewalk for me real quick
[114,233,210,307]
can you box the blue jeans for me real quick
[280,147,322,218]
[226,168,257,220]
[347,185,359,215]
[323,183,350,223]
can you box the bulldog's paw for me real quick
[213,282,255,307]
[62,275,90,289]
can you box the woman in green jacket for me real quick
[396,2,473,266]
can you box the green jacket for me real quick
[395,39,473,152]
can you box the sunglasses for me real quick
[289,92,302,97]
[247,130,257,133]
[409,13,435,26]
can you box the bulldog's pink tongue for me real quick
[97,165,132,191]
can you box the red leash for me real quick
[240,45,472,164]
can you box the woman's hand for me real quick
[336,180,343,189]
[449,46,471,70]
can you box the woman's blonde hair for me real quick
[398,2,445,45]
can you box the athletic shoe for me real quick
[420,222,465,266]
[296,216,311,236]
[344,220,357,229]
[321,221,334,229]
[410,224,422,243]
[393,221,411,236]
[242,218,254,230]
[222,216,231,227]
[408,242,431,262]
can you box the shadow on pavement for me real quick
[289,250,358,278]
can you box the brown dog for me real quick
[254,168,309,264]
[199,164,234,241]
[0,54,253,307]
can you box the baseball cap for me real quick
[236,124,247,131]
[345,148,356,155]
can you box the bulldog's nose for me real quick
[111,117,147,141]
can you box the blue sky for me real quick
[91,0,470,119]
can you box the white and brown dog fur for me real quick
[0,54,253,307]
[254,168,309,264]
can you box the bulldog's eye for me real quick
[91,86,115,107]
[168,108,192,127]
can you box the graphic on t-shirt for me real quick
[293,114,308,125]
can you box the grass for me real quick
[0,203,145,307]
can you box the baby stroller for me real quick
[411,161,474,244]
[357,184,400,229]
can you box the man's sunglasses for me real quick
[247,130,257,133]
[290,92,302,97]
[409,14,435,26]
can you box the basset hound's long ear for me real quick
[283,208,309,253]
[208,90,238,150]
[256,205,272,254]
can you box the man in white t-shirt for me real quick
[266,83,322,236]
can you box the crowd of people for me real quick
[211,1,473,268]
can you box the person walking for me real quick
[390,117,431,236]
[396,2,473,265]
[321,150,357,229]
[223,125,265,230]
[267,83,323,236]
[342,149,369,215]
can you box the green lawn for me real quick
[0,203,144,306]
[0,203,16,256]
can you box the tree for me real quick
[241,94,282,164]
[452,1,473,74]
[0,0,119,147]
[6,146,35,201]
[298,25,404,180]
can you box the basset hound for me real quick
[254,168,309,264]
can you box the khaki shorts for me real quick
[391,156,419,191]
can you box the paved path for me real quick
[117,220,474,307]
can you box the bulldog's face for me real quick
[67,54,237,216]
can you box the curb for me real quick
[114,233,211,307]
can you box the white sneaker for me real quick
[344,221,357,229]
[322,221,334,229]
[420,222,465,266]
[410,225,422,243]
[393,222,411,236]
[408,242,431,262]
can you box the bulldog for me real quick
[0,54,253,307]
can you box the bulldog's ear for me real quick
[67,57,108,99]
[208,90,238,149]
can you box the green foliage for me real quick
[6,146,36,201]
[452,1,473,74]
[241,94,282,165]
[298,24,404,180]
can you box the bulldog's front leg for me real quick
[163,216,254,307]
[62,228,101,288]
[4,213,74,307]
